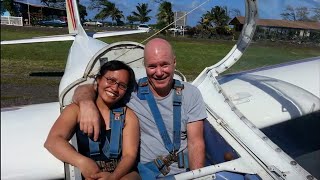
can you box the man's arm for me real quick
[73,84,100,141]
[187,120,205,170]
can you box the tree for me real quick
[281,5,313,21]
[280,5,296,21]
[198,17,211,30]
[296,7,310,21]
[203,6,230,27]
[156,1,173,29]
[77,0,87,22]
[127,15,138,25]
[198,6,231,36]
[0,4,5,15]
[40,0,86,21]
[41,0,65,8]
[90,0,124,25]
[131,3,152,24]
[2,0,17,16]
[311,8,320,21]
[109,6,124,25]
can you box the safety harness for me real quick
[84,107,125,172]
[137,77,188,178]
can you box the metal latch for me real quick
[268,165,286,180]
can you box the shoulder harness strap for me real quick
[137,77,184,153]
[88,107,125,159]
[108,107,125,158]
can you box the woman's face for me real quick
[97,69,129,106]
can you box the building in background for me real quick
[1,0,66,26]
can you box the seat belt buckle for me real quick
[114,112,121,120]
[96,159,118,172]
[139,81,148,87]
[168,152,178,162]
[175,87,183,95]
[154,157,170,176]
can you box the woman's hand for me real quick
[90,172,113,180]
[77,157,101,179]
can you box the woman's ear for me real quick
[95,76,100,91]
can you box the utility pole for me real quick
[27,0,31,25]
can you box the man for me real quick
[74,38,207,178]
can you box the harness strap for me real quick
[108,107,125,158]
[137,77,186,177]
[88,107,125,159]
[138,77,183,153]
[88,137,100,156]
[138,151,188,178]
[173,79,183,151]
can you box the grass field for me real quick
[1,25,320,107]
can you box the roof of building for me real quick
[14,0,65,10]
[230,16,320,30]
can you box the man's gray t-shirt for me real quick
[127,80,207,176]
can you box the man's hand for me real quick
[78,100,101,141]
[73,84,101,141]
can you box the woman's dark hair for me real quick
[96,60,137,106]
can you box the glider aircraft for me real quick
[1,0,319,179]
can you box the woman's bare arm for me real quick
[44,104,101,178]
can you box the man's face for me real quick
[144,48,176,96]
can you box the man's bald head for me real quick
[144,38,175,64]
[143,38,176,97]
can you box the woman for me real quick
[45,60,140,180]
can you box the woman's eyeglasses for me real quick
[103,76,128,90]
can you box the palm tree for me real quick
[204,6,230,27]
[108,4,124,25]
[132,3,152,24]
[89,0,123,25]
[198,17,211,30]
[127,15,138,27]
[199,6,231,35]
[156,1,173,29]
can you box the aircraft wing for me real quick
[92,29,147,38]
[217,57,320,128]
[1,102,64,179]
[1,34,76,45]
[1,29,146,45]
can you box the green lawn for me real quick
[2,26,319,80]
[1,25,320,105]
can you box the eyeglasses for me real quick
[103,76,128,90]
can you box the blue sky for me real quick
[18,0,320,26]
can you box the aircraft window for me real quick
[261,111,320,179]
